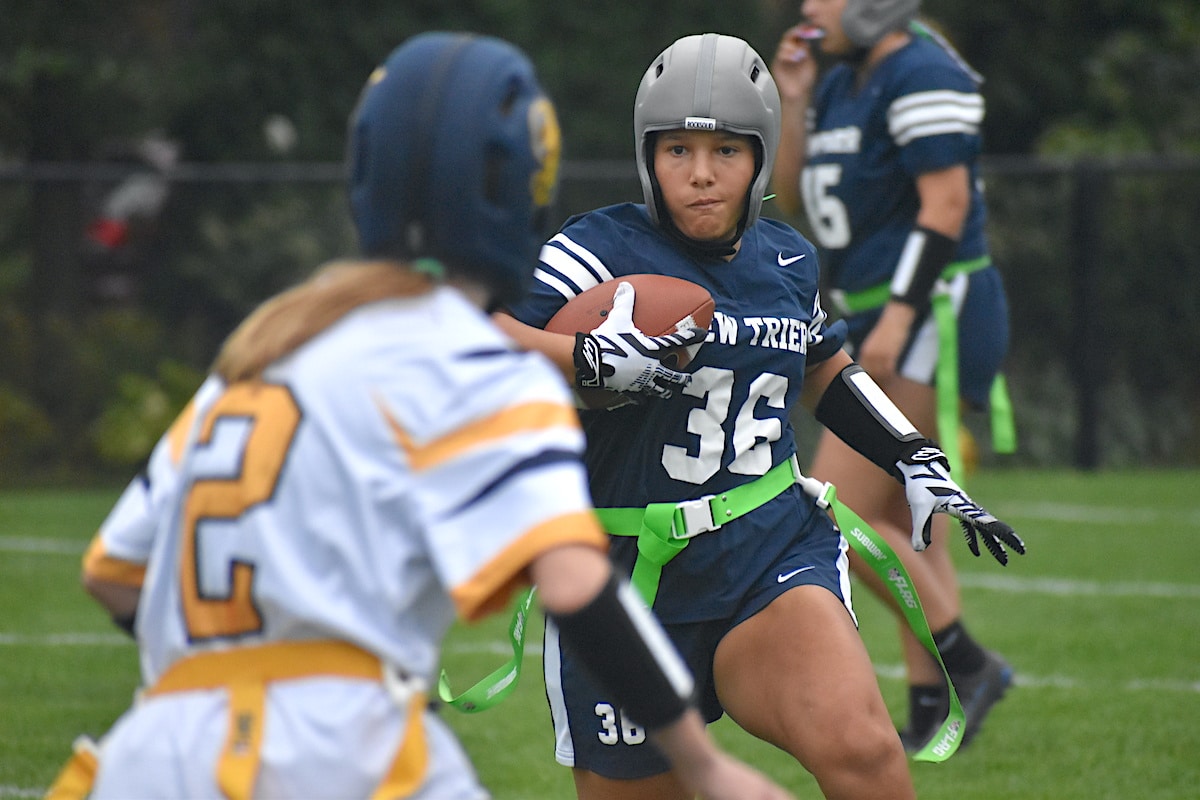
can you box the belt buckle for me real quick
[672,496,718,540]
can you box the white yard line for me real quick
[993,501,1200,526]
[958,572,1200,598]
[6,633,1193,696]
[0,536,83,555]
[0,787,45,799]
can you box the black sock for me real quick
[907,684,948,733]
[934,619,987,676]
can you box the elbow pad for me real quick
[112,611,136,639]
[815,363,928,481]
[548,573,693,731]
[890,226,958,313]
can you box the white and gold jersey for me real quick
[84,284,605,688]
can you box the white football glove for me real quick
[573,281,707,400]
[894,443,1026,565]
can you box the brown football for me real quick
[545,274,715,410]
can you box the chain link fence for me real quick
[1,156,1197,481]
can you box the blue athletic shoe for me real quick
[956,650,1013,748]
[898,650,1013,753]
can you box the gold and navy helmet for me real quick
[347,32,561,304]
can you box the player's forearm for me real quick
[493,311,577,383]
[82,575,141,635]
[530,544,611,616]
[649,708,722,779]
[914,165,970,239]
[771,101,809,216]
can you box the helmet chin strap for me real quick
[652,187,743,259]
[644,137,758,260]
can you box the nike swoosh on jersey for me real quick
[777,253,806,267]
[776,565,816,583]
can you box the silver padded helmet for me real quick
[633,33,780,251]
[843,0,920,48]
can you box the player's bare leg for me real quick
[811,374,1012,747]
[572,767,691,800]
[715,586,915,800]
[812,440,960,672]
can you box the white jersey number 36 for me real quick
[661,366,787,484]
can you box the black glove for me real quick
[893,442,1026,565]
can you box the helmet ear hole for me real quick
[484,150,505,205]
[499,83,519,115]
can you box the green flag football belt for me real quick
[438,457,967,762]
[593,456,800,606]
[830,257,1016,482]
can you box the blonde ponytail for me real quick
[212,260,433,383]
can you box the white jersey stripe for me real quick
[548,233,616,286]
[531,265,577,302]
[894,120,981,146]
[537,246,605,298]
[538,242,600,294]
[889,89,983,117]
[888,90,983,145]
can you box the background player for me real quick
[497,32,1022,800]
[62,32,794,800]
[771,0,1016,751]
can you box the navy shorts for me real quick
[845,266,1009,408]
[543,495,853,779]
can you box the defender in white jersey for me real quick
[773,0,1017,752]
[52,32,795,800]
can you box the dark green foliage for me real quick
[1,2,1199,480]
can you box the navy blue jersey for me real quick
[506,202,846,621]
[802,35,988,293]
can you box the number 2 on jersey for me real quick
[180,383,301,641]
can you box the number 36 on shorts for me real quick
[595,703,647,746]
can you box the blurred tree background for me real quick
[1,0,1198,482]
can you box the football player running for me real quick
[59,32,793,800]
[772,0,1018,752]
[496,32,1022,800]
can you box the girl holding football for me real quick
[497,31,1021,800]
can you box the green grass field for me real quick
[2,469,1198,799]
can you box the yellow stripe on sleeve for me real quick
[450,511,607,622]
[167,397,199,466]
[379,399,580,471]
[81,537,147,587]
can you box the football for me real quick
[545,274,715,410]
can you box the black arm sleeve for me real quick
[889,226,958,314]
[548,573,693,731]
[112,611,136,638]
[814,363,930,481]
